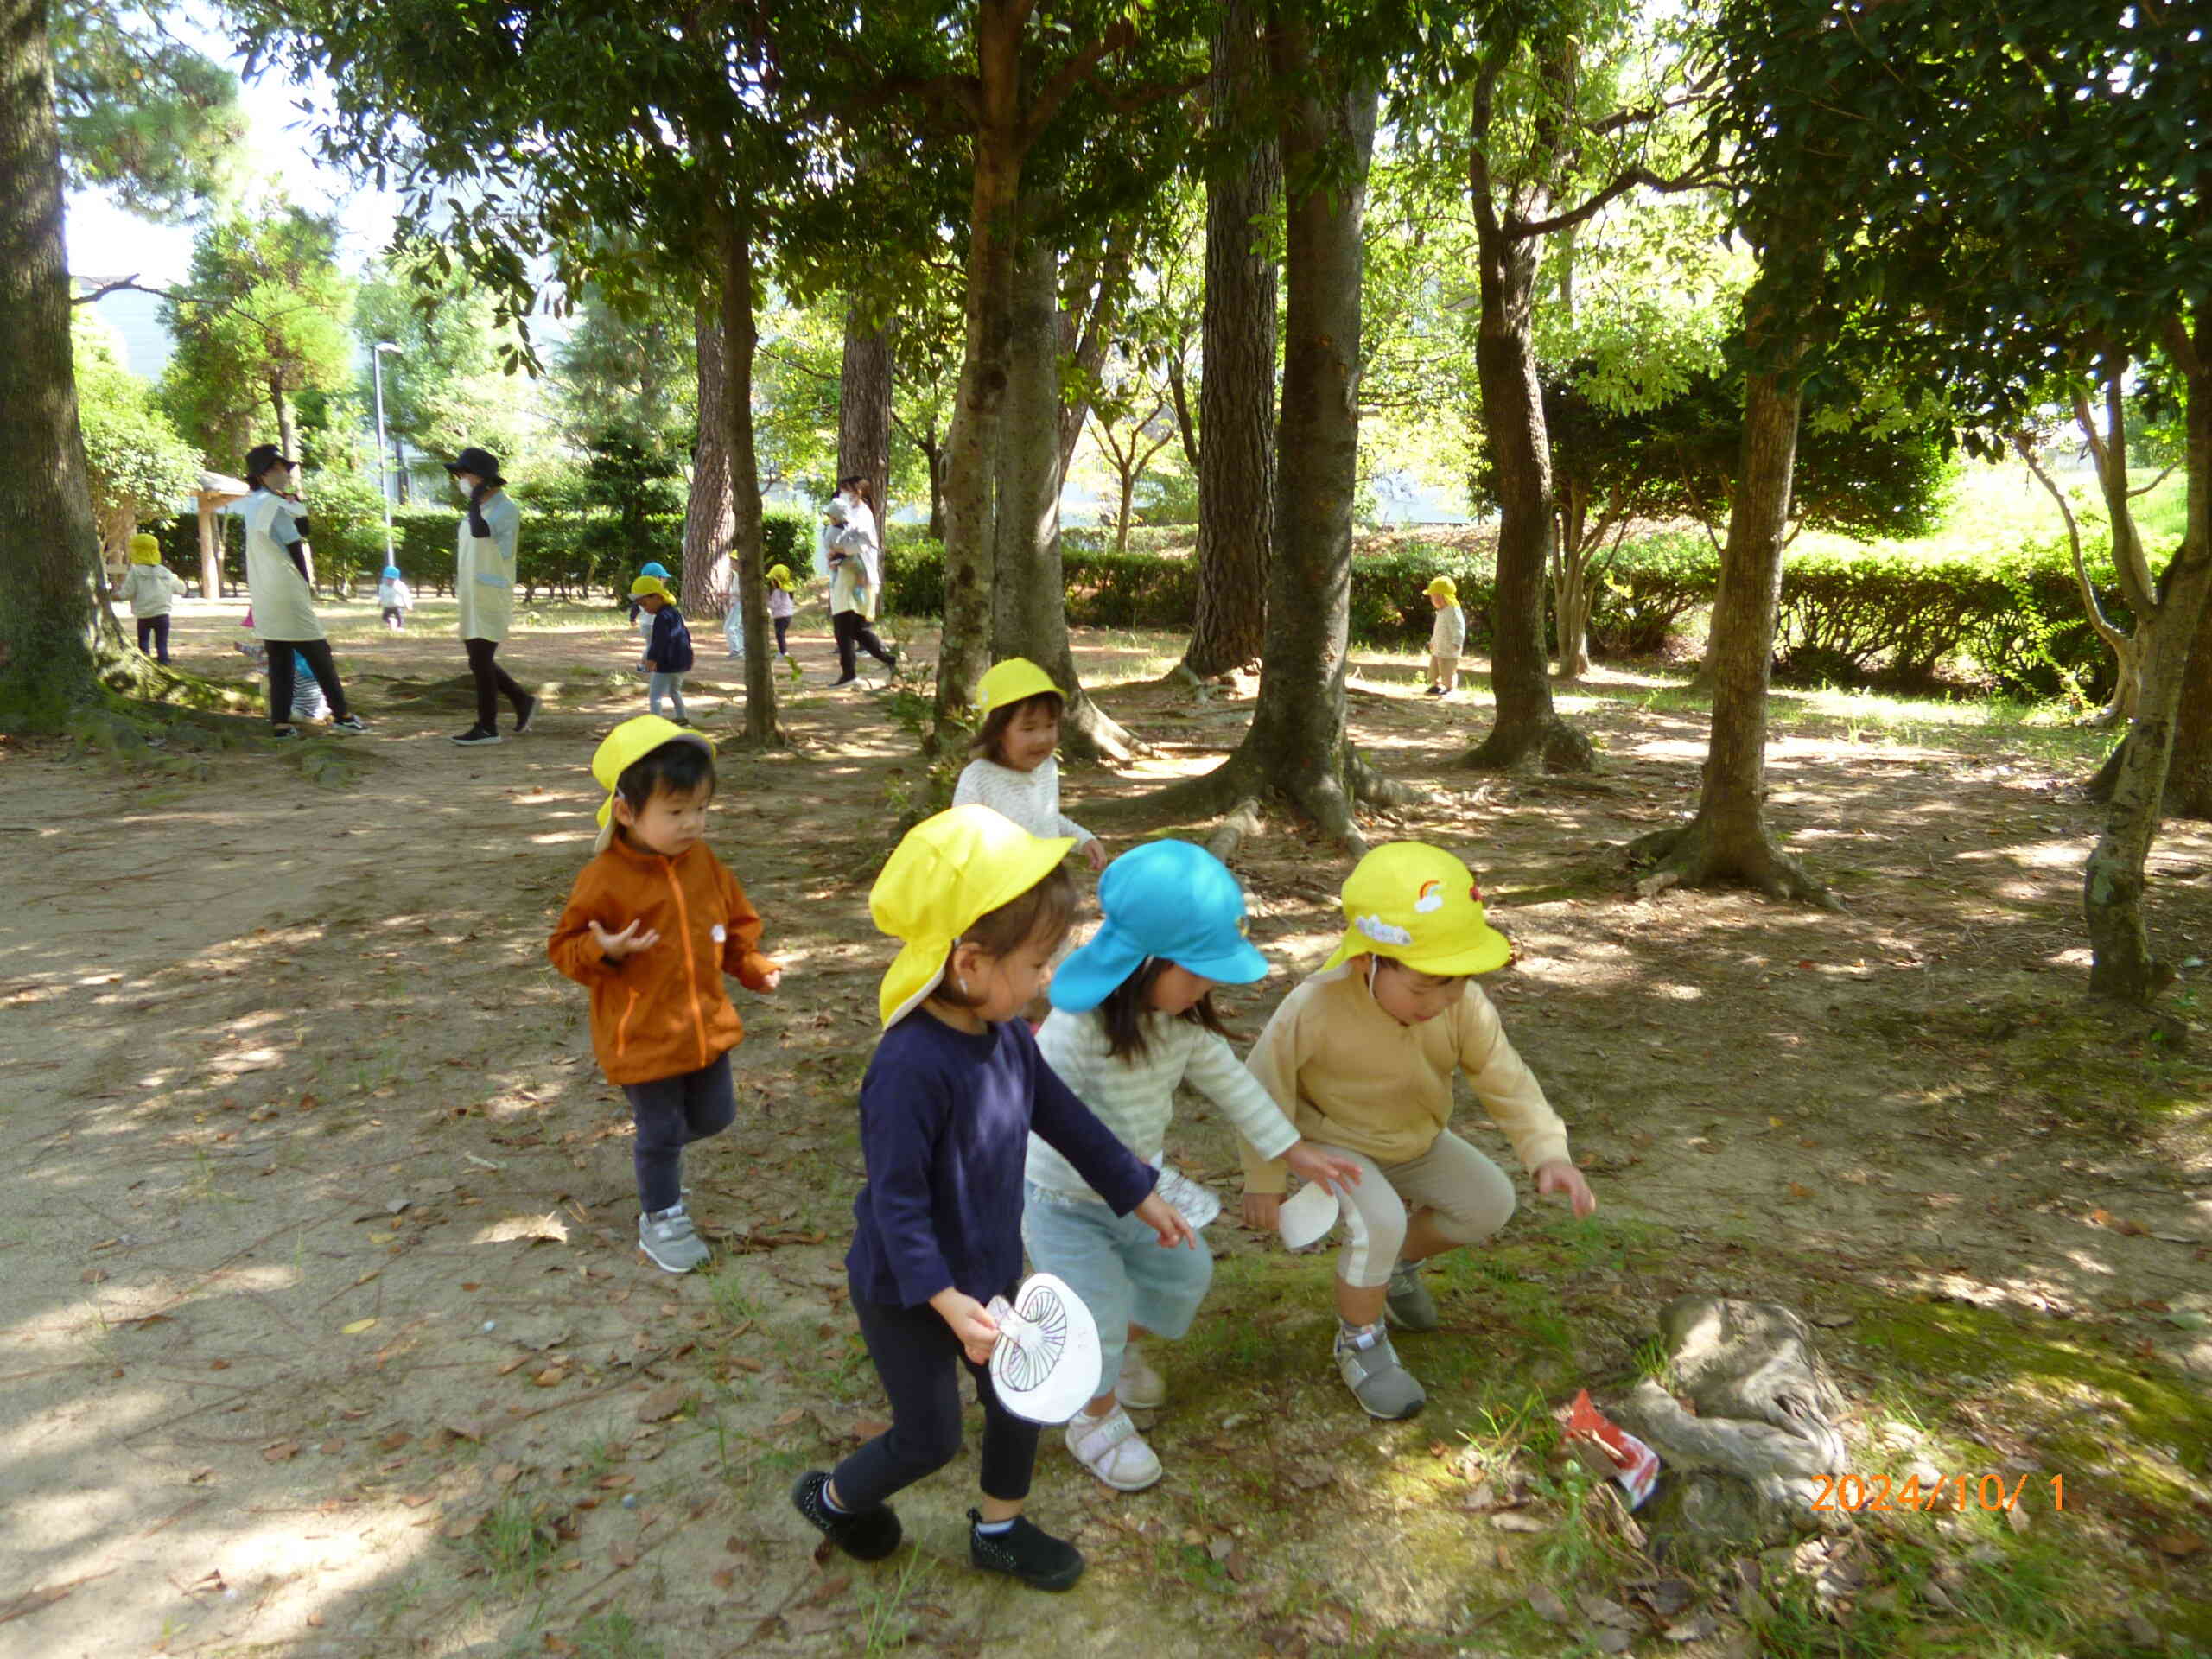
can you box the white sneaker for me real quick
[1065,1403,1162,1491]
[638,1205,709,1273]
[1115,1344,1166,1410]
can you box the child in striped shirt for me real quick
[1026,840,1360,1491]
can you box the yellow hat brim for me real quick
[976,658,1061,718]
[875,830,1076,1027]
[591,719,714,851]
[1321,921,1510,978]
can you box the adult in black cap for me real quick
[446,445,537,746]
[239,443,365,737]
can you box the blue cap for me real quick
[1049,840,1270,1012]
[639,562,671,580]
[382,564,401,579]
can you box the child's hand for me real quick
[1134,1189,1199,1249]
[1240,1192,1283,1232]
[1534,1158,1598,1218]
[1081,838,1109,873]
[1284,1141,1363,1195]
[590,919,660,962]
[929,1288,1000,1364]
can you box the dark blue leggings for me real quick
[136,614,171,664]
[620,1052,735,1211]
[830,1287,1039,1510]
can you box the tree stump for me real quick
[1611,1295,1850,1556]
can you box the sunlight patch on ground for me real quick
[470,1212,569,1245]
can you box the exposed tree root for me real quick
[1126,741,1373,858]
[1350,747,1427,808]
[1462,713,1597,774]
[1627,818,1840,909]
[1060,688,1142,764]
[1206,797,1264,862]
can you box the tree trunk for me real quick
[1629,368,1832,906]
[196,497,222,600]
[1055,232,1138,481]
[925,432,947,541]
[838,298,894,524]
[1462,200,1589,769]
[682,299,735,617]
[2166,594,2212,819]
[2084,327,2212,999]
[715,205,779,747]
[933,0,1025,734]
[1142,42,1406,848]
[993,229,1136,762]
[1180,0,1279,683]
[0,0,99,721]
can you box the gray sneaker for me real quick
[639,1205,709,1273]
[1384,1259,1440,1331]
[1336,1325,1426,1420]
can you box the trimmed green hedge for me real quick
[154,504,818,606]
[884,529,2133,698]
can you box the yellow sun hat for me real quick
[629,575,673,601]
[1321,841,1510,977]
[766,563,796,592]
[872,804,1075,1027]
[589,715,714,853]
[129,533,162,564]
[1424,575,1458,601]
[976,657,1062,718]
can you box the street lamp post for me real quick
[372,341,403,566]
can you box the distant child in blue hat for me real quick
[378,563,413,632]
[1027,840,1362,1491]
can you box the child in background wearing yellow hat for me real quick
[1237,842,1596,1420]
[114,533,188,664]
[951,658,1109,874]
[1425,576,1465,697]
[548,717,781,1273]
[630,576,696,726]
[793,804,1197,1592]
[765,563,798,658]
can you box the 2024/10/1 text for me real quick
[1813,1473,2067,1513]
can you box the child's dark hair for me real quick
[969,690,1065,761]
[615,740,716,817]
[1098,957,1229,1063]
[930,863,1079,1013]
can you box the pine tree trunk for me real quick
[838,299,894,524]
[993,231,1135,762]
[0,0,99,721]
[1630,368,1832,906]
[1179,0,1278,683]
[1463,212,1589,769]
[1145,42,1405,849]
[2165,597,2212,820]
[682,300,735,617]
[2084,328,2212,999]
[934,0,1025,734]
[715,206,779,747]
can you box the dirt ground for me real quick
[3,592,2209,1659]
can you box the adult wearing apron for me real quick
[825,474,897,687]
[447,445,538,746]
[239,442,365,737]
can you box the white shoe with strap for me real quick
[1065,1403,1163,1491]
[1115,1344,1166,1410]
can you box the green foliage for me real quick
[52,1,246,219]
[73,313,199,554]
[761,510,812,580]
[156,203,357,465]
[353,253,539,464]
[550,290,698,456]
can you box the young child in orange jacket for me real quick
[549,716,781,1272]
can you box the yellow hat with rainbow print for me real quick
[1321,841,1510,976]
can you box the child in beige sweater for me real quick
[1238,841,1597,1421]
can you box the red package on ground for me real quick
[1566,1389,1662,1510]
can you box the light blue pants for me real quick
[648,671,687,721]
[1022,1181,1213,1391]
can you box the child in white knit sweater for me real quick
[1026,840,1359,1491]
[951,658,1109,874]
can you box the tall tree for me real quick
[837,298,895,521]
[1707,0,2212,1001]
[1178,0,1280,682]
[1,0,103,719]
[682,301,735,618]
[75,309,198,566]
[54,1,245,219]
[1437,3,1715,772]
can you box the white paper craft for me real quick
[1277,1182,1341,1249]
[987,1272,1102,1425]
[1154,1166,1222,1230]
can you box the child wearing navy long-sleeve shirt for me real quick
[792,805,1196,1592]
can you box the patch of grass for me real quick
[855,1552,935,1656]
[567,1607,664,1659]
[468,1495,558,1592]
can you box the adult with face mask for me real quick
[446,445,539,746]
[238,443,365,738]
